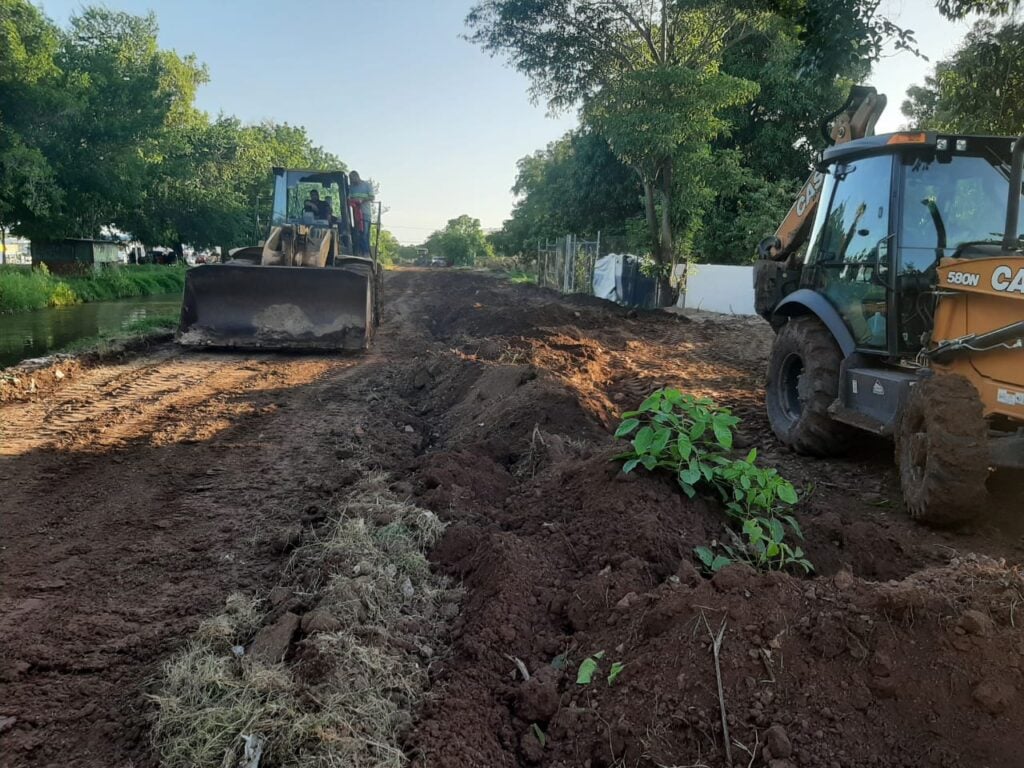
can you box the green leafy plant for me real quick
[615,389,739,498]
[576,652,627,688]
[616,388,812,574]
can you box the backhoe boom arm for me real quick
[760,86,887,262]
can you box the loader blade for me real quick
[177,262,374,352]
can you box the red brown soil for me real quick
[2,269,1023,768]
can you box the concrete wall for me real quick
[681,263,756,315]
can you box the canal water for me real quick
[0,293,181,368]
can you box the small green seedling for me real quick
[576,651,605,685]
[531,723,547,747]
[607,661,625,686]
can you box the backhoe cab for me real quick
[755,88,1024,525]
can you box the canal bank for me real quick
[0,264,186,314]
[0,293,181,368]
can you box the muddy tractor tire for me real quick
[766,316,854,455]
[896,373,989,525]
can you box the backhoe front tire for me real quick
[766,316,853,456]
[896,374,989,526]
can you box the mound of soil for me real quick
[395,271,1024,768]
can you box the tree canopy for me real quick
[901,19,1024,134]
[0,0,345,252]
[478,0,1020,289]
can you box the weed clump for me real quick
[150,473,458,768]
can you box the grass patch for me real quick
[150,472,458,768]
[60,314,178,356]
[0,264,186,314]
[506,268,537,285]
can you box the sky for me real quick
[38,0,975,244]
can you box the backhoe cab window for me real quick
[805,154,893,350]
[901,154,1024,261]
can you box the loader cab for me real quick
[271,168,348,224]
[271,168,353,239]
[801,133,1024,359]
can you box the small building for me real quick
[1,235,32,265]
[31,238,121,274]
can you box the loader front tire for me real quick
[766,316,853,456]
[896,374,989,526]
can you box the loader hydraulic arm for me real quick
[759,86,887,262]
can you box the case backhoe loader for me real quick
[755,86,1024,524]
[177,167,381,352]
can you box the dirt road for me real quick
[2,269,1023,767]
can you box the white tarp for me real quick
[592,253,624,301]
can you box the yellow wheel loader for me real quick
[178,168,381,352]
[755,87,1024,525]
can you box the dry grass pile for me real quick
[150,473,458,768]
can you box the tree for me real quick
[37,8,205,239]
[467,0,769,299]
[901,19,1024,134]
[764,0,1019,79]
[374,229,401,265]
[0,0,62,251]
[585,65,756,279]
[494,129,640,258]
[0,2,348,254]
[425,215,494,266]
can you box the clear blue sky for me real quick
[38,0,971,244]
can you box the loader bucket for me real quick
[177,261,374,352]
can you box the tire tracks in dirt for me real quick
[0,341,375,766]
[1,351,275,454]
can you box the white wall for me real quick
[680,264,756,315]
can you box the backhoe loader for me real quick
[755,86,1024,524]
[178,167,381,352]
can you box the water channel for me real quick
[0,293,181,368]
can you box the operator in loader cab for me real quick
[303,189,332,220]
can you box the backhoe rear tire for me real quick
[766,316,854,456]
[896,373,989,526]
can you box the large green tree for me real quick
[0,0,62,254]
[39,7,204,239]
[426,215,494,266]
[902,19,1024,134]
[495,129,640,257]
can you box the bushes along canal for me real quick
[0,264,186,314]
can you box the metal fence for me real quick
[536,234,601,295]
